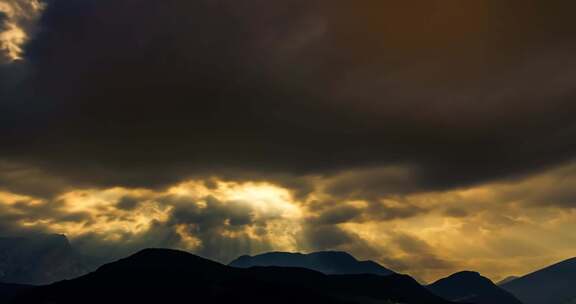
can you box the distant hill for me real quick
[502,257,576,304]
[428,271,523,304]
[0,234,93,285]
[229,251,394,276]
[13,248,452,304]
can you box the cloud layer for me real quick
[2,163,576,282]
[2,0,576,191]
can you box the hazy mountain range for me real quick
[9,249,450,304]
[229,251,394,276]
[0,234,574,304]
[0,234,95,285]
[502,258,576,304]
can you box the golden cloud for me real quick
[0,0,44,62]
[1,165,576,282]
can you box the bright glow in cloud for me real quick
[0,190,37,204]
[49,188,172,241]
[0,180,305,260]
[1,166,576,282]
[0,0,44,62]
[168,180,302,219]
[166,180,304,252]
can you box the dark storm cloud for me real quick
[116,196,141,210]
[443,207,469,218]
[0,11,9,63]
[2,0,576,194]
[322,166,423,199]
[0,162,72,198]
[311,204,364,225]
[491,163,576,209]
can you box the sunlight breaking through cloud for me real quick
[1,165,576,282]
[0,0,44,62]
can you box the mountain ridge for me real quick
[502,257,576,304]
[428,271,523,304]
[229,250,395,276]
[13,248,450,304]
[4,245,575,304]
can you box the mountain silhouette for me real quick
[0,234,93,285]
[230,251,394,276]
[13,248,452,304]
[502,257,576,304]
[428,271,523,304]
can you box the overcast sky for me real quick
[1,0,576,282]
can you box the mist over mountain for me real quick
[428,271,523,304]
[229,251,394,276]
[502,257,576,304]
[12,248,451,304]
[0,234,94,285]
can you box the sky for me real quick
[1,0,576,283]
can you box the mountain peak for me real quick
[430,270,494,289]
[450,271,482,277]
[98,248,225,274]
[130,248,194,258]
[428,271,523,304]
[445,271,492,284]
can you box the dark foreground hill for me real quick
[502,257,576,304]
[428,271,523,304]
[0,282,33,303]
[230,251,394,276]
[13,248,453,304]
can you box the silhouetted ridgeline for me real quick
[229,251,395,276]
[11,249,451,304]
[0,237,575,304]
[502,257,576,304]
[497,276,519,285]
[427,271,523,304]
